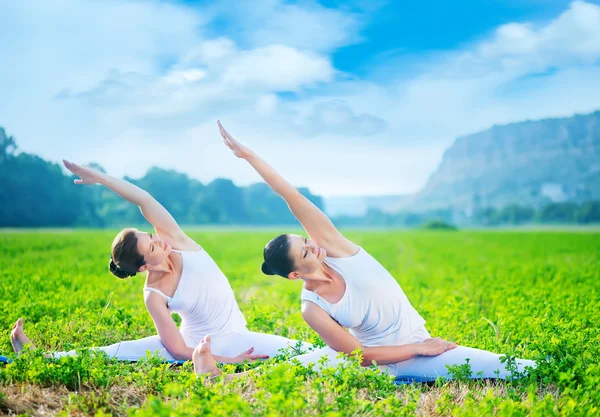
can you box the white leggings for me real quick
[289,345,536,381]
[289,328,536,381]
[52,330,313,362]
[52,329,536,381]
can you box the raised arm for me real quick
[63,160,195,248]
[302,302,457,366]
[217,121,357,257]
[145,294,269,363]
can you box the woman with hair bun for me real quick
[10,160,311,363]
[189,121,537,382]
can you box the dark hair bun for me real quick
[261,262,275,276]
[109,259,136,279]
[262,234,294,278]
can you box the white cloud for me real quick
[221,45,334,91]
[217,0,363,52]
[164,69,209,86]
[292,99,388,137]
[441,0,600,78]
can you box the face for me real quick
[287,234,327,279]
[135,231,172,271]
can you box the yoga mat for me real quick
[0,354,186,365]
[394,375,431,384]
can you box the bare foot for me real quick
[10,318,34,354]
[193,335,222,378]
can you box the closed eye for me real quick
[148,233,154,252]
[303,238,308,258]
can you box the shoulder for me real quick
[143,287,168,309]
[301,300,327,320]
[301,301,341,334]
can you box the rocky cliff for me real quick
[406,111,600,212]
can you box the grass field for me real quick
[0,229,599,416]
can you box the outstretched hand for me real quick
[63,160,103,185]
[232,346,269,363]
[417,337,458,356]
[217,120,253,159]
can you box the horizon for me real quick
[2,0,600,197]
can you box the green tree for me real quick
[536,202,578,223]
[0,127,17,163]
[496,204,535,224]
[576,201,600,224]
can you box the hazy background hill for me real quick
[406,111,600,213]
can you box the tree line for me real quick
[333,202,600,228]
[0,128,322,228]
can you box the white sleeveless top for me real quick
[301,247,426,347]
[144,249,247,347]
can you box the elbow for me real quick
[284,189,303,202]
[168,347,190,361]
[172,352,190,361]
[345,345,371,367]
[360,347,383,367]
[360,350,374,367]
[139,191,153,205]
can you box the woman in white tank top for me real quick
[10,160,312,363]
[195,121,535,382]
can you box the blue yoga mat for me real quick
[162,359,187,365]
[393,375,441,385]
[0,355,186,365]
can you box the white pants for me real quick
[288,328,536,381]
[52,330,313,362]
[51,329,536,381]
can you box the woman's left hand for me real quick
[231,347,270,363]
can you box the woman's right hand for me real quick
[63,160,103,185]
[231,346,270,363]
[217,120,253,160]
[417,338,458,356]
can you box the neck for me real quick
[148,253,177,276]
[303,263,334,292]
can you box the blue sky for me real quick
[329,0,578,73]
[2,0,600,196]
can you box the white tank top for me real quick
[144,249,247,347]
[301,247,426,347]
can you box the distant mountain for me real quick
[403,110,600,213]
[324,194,409,216]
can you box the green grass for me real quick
[0,229,599,416]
